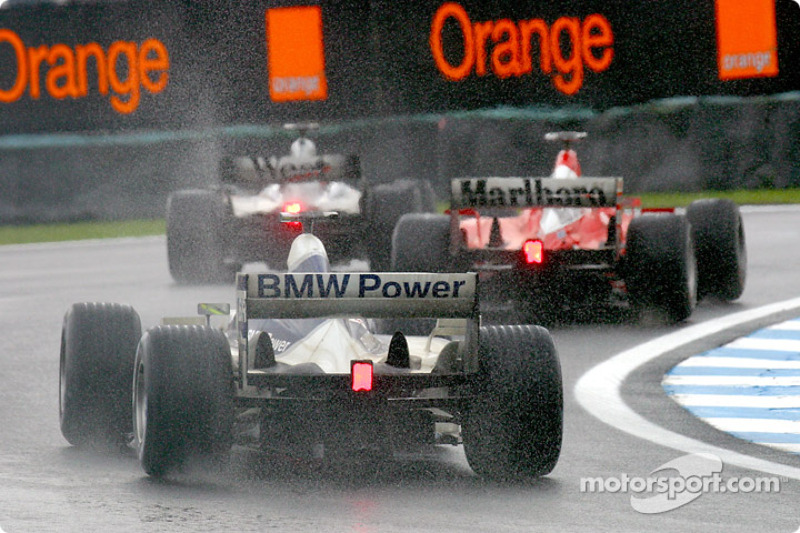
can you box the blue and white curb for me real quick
[664,318,800,454]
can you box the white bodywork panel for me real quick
[266,319,447,374]
[230,181,362,217]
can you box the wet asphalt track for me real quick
[0,206,799,532]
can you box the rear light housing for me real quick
[282,202,304,230]
[351,360,373,392]
[522,239,544,265]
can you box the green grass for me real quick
[0,219,165,245]
[1,187,798,246]
[636,188,800,208]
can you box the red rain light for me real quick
[523,239,544,264]
[284,202,303,214]
[351,361,373,392]
[285,221,303,231]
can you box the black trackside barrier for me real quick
[0,0,798,134]
[0,0,798,224]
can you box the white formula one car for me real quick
[391,131,747,323]
[59,232,563,480]
[166,123,435,283]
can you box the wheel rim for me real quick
[736,218,747,282]
[59,336,67,423]
[687,239,698,309]
[134,360,147,450]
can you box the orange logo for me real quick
[429,2,614,95]
[0,29,169,114]
[715,0,778,80]
[266,6,328,102]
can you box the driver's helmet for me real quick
[290,137,317,159]
[287,233,329,273]
[246,233,330,360]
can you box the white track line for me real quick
[663,375,800,386]
[574,296,800,480]
[669,394,800,408]
[726,337,800,352]
[763,443,800,454]
[677,357,800,369]
[703,418,800,433]
[768,320,800,331]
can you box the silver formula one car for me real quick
[166,123,435,283]
[60,232,563,480]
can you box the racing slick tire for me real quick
[365,179,434,271]
[625,214,698,322]
[166,189,237,284]
[391,213,453,272]
[60,302,141,448]
[133,325,234,477]
[381,213,456,335]
[686,198,746,301]
[462,325,563,480]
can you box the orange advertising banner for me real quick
[266,5,328,102]
[716,0,779,80]
[0,29,170,115]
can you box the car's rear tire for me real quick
[391,213,454,272]
[625,214,697,322]
[365,179,435,271]
[133,326,234,477]
[687,198,746,301]
[60,302,141,448]
[462,325,563,480]
[166,189,237,284]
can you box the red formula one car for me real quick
[391,131,747,323]
[166,123,435,283]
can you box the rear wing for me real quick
[237,272,477,321]
[235,272,479,385]
[450,177,622,210]
[272,153,360,182]
[221,153,361,186]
